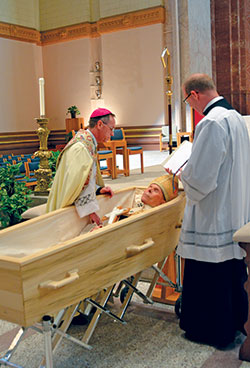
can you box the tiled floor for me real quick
[0,151,250,367]
[0,298,248,368]
[116,149,169,171]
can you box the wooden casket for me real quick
[0,187,185,327]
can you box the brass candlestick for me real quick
[34,117,52,195]
[161,47,173,154]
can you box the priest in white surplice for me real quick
[171,74,250,348]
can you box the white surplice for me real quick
[177,106,250,263]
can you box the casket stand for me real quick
[0,187,185,367]
[233,223,250,362]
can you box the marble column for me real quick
[175,0,212,130]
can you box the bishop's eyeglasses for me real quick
[101,120,115,133]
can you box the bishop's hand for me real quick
[89,212,102,226]
[99,186,114,198]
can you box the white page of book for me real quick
[161,140,193,173]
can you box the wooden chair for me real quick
[24,161,39,178]
[97,149,116,179]
[104,128,129,177]
[126,146,144,174]
[20,157,31,163]
[12,155,22,162]
[159,125,178,151]
[24,161,39,188]
[14,162,26,181]
[0,160,16,166]
[13,162,37,188]
[21,154,34,160]
[176,132,193,146]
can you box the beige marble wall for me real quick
[0,38,42,132]
[36,23,165,130]
[101,24,165,127]
[0,1,213,133]
[0,0,39,29]
[42,38,92,130]
[0,3,165,132]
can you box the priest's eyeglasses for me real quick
[183,90,199,104]
[183,92,192,104]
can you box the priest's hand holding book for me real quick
[161,140,193,179]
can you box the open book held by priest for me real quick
[161,140,193,174]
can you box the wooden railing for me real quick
[0,125,164,155]
[123,125,162,150]
[0,130,66,155]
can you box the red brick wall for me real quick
[211,0,250,115]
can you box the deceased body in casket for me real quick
[0,187,185,327]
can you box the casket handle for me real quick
[175,219,183,229]
[39,269,79,290]
[125,238,154,257]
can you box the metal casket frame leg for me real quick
[38,304,92,368]
[0,316,54,368]
[0,327,27,368]
[41,316,53,368]
[0,305,92,368]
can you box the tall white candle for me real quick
[39,78,45,117]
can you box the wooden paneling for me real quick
[0,126,163,155]
[0,130,66,155]
[123,125,162,150]
[47,130,66,150]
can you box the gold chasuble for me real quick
[46,130,104,213]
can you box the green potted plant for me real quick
[0,164,32,228]
[65,131,73,143]
[66,105,80,119]
[48,150,61,183]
